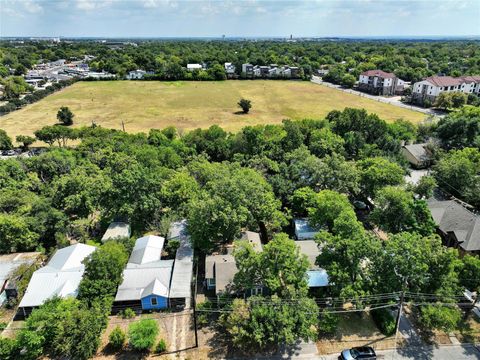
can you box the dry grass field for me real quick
[1,80,426,140]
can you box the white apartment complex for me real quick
[412,75,480,104]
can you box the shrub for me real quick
[318,309,339,335]
[109,326,126,350]
[155,338,167,353]
[120,308,136,319]
[196,300,213,327]
[419,304,462,332]
[0,322,7,331]
[371,308,396,336]
[0,337,17,360]
[128,319,159,351]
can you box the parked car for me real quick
[6,150,16,156]
[339,346,376,360]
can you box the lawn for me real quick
[1,80,426,140]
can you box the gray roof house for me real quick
[294,218,320,240]
[115,235,174,311]
[101,222,131,243]
[18,244,96,317]
[296,240,329,288]
[168,220,194,309]
[0,252,40,305]
[205,231,263,295]
[401,143,432,169]
[427,198,480,254]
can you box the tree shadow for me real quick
[233,111,248,115]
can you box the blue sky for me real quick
[1,0,479,38]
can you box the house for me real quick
[167,220,194,309]
[295,240,329,288]
[224,62,236,78]
[294,218,320,240]
[358,70,405,96]
[114,235,173,312]
[187,63,203,71]
[127,69,147,80]
[205,231,263,296]
[101,221,131,243]
[0,252,40,305]
[412,75,480,105]
[241,63,254,77]
[401,143,432,169]
[289,66,300,78]
[427,198,480,254]
[18,244,96,318]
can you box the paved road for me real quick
[319,345,480,360]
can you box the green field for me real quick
[1,80,426,139]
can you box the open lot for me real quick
[0,80,426,140]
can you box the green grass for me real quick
[1,80,426,140]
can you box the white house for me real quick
[412,75,480,105]
[101,222,131,243]
[18,244,96,318]
[127,69,147,80]
[187,63,203,71]
[224,62,236,77]
[358,70,405,96]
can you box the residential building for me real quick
[412,75,480,105]
[427,198,480,255]
[224,62,236,78]
[358,70,405,96]
[295,240,329,288]
[241,63,254,77]
[18,244,96,318]
[401,143,433,169]
[114,225,194,312]
[127,69,147,80]
[205,231,263,296]
[114,235,173,312]
[187,63,203,71]
[294,218,320,240]
[0,252,40,306]
[167,220,194,309]
[101,221,131,243]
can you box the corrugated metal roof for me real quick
[128,235,164,265]
[307,270,329,287]
[19,244,96,308]
[0,252,40,289]
[169,221,194,299]
[101,222,131,242]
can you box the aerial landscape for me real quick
[0,1,480,360]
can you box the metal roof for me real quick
[0,252,40,290]
[128,235,164,265]
[403,143,430,163]
[294,218,320,239]
[19,244,96,308]
[101,222,130,242]
[169,221,194,299]
[307,270,329,287]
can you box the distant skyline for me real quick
[1,0,479,38]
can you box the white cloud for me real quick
[24,0,43,13]
[75,0,113,11]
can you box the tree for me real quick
[34,125,78,147]
[413,175,437,199]
[128,319,159,351]
[451,92,467,108]
[238,98,252,114]
[369,186,436,235]
[434,92,453,110]
[0,129,13,150]
[78,241,129,304]
[308,127,345,158]
[16,135,35,150]
[0,213,39,253]
[357,157,405,198]
[109,326,126,350]
[435,107,480,149]
[57,106,74,126]
[459,255,480,292]
[419,304,461,332]
[234,233,310,297]
[341,73,356,88]
[222,295,318,351]
[308,190,354,232]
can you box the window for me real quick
[207,278,216,287]
[251,286,263,296]
[151,297,158,306]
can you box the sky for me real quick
[1,0,479,38]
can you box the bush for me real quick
[109,326,126,350]
[120,308,136,319]
[318,309,339,335]
[128,319,159,351]
[371,308,396,336]
[196,300,213,327]
[0,337,17,360]
[0,322,7,331]
[155,338,167,353]
[419,304,461,332]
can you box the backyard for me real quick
[0,80,426,140]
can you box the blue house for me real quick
[114,235,173,311]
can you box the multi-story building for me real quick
[241,63,254,78]
[224,62,236,78]
[358,70,405,96]
[412,75,480,105]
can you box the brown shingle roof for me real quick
[424,76,463,87]
[361,70,395,78]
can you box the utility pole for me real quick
[121,120,125,132]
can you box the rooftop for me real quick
[168,221,194,299]
[361,70,396,78]
[101,222,130,242]
[19,244,96,308]
[402,143,431,163]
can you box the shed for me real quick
[101,222,131,243]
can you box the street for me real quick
[321,345,480,360]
